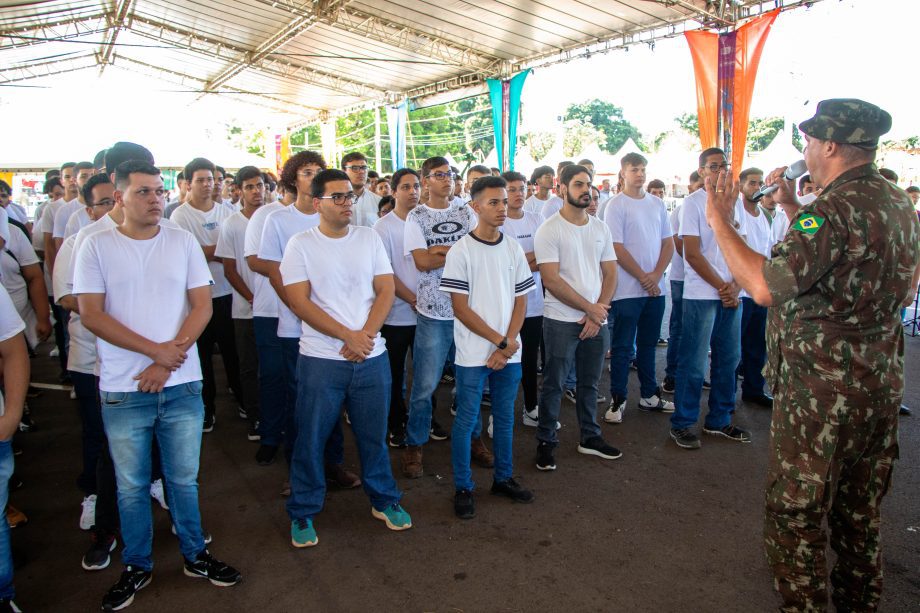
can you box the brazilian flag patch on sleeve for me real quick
[791,214,825,235]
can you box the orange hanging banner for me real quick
[685,30,719,150]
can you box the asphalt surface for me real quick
[8,328,920,612]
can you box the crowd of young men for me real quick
[0,133,915,611]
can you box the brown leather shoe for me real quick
[325,464,362,489]
[402,445,423,479]
[6,504,27,528]
[470,438,494,468]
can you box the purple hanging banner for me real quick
[717,31,737,165]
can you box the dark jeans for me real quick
[72,371,104,494]
[609,296,666,399]
[665,280,684,379]
[740,297,768,396]
[253,317,286,447]
[198,294,242,422]
[537,318,607,447]
[380,324,415,436]
[520,316,543,412]
[233,318,259,425]
[49,295,68,372]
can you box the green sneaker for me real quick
[371,504,412,531]
[291,518,318,548]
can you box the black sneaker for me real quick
[536,442,556,471]
[183,549,241,587]
[18,406,35,433]
[255,444,277,466]
[629,358,638,370]
[702,379,711,390]
[702,424,752,443]
[480,392,492,407]
[202,414,215,433]
[429,419,449,441]
[82,528,117,571]
[0,598,20,612]
[490,478,534,503]
[388,431,407,449]
[670,427,701,449]
[657,338,668,347]
[661,376,676,394]
[247,423,260,442]
[102,565,151,611]
[453,489,475,519]
[563,388,576,403]
[576,436,622,460]
[237,406,248,420]
[440,372,455,385]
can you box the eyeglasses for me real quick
[297,170,317,178]
[344,165,369,172]
[705,163,730,172]
[318,192,358,206]
[425,171,455,181]
[92,198,114,207]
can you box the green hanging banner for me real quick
[487,69,531,172]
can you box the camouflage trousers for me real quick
[763,383,899,612]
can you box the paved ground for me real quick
[8,329,920,612]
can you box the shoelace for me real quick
[295,518,310,531]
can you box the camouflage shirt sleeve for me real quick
[761,199,847,305]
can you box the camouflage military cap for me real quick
[799,98,892,149]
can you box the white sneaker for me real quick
[522,407,561,430]
[638,395,675,413]
[49,347,59,357]
[150,479,169,510]
[604,397,626,424]
[487,415,493,438]
[79,494,96,530]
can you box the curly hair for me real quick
[280,150,327,194]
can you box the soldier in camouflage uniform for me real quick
[702,98,920,611]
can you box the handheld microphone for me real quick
[751,160,808,202]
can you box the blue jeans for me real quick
[287,354,401,520]
[72,371,104,494]
[253,317,286,447]
[609,296,666,399]
[452,364,522,491]
[665,281,684,379]
[671,300,741,431]
[101,382,206,569]
[740,297,768,396]
[537,318,607,447]
[0,441,14,600]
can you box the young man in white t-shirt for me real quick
[523,165,555,215]
[737,168,775,409]
[74,161,240,611]
[671,148,752,450]
[402,156,490,479]
[280,169,411,548]
[663,200,685,395]
[215,166,265,442]
[171,158,241,433]
[374,169,420,448]
[341,152,381,227]
[603,153,675,423]
[440,176,535,519]
[52,161,95,251]
[501,171,546,426]
[533,164,621,471]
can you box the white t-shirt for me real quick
[169,201,236,298]
[540,195,564,220]
[679,189,747,301]
[501,211,544,318]
[373,211,418,326]
[772,207,791,243]
[73,225,213,392]
[669,204,685,283]
[258,205,321,337]
[4,204,27,225]
[52,235,96,374]
[1,224,40,347]
[64,207,91,239]
[604,192,672,300]
[39,198,66,236]
[0,286,24,417]
[53,199,83,239]
[279,226,392,360]
[352,189,382,228]
[439,233,533,367]
[534,213,616,323]
[215,211,256,319]
[403,203,477,320]
[524,194,552,215]
[740,204,774,299]
[242,201,283,318]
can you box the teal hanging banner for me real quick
[487,69,532,172]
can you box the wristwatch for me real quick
[497,337,508,350]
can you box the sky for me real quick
[1,0,917,166]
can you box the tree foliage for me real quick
[675,113,700,138]
[563,99,644,153]
[224,121,266,157]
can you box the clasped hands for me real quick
[578,302,609,340]
[136,337,190,393]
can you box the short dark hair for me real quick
[45,169,60,181]
[105,142,154,176]
[798,174,813,191]
[698,147,725,169]
[0,180,10,195]
[184,157,216,183]
[377,195,394,212]
[390,168,420,190]
[621,152,647,168]
[501,171,526,184]
[906,186,920,194]
[560,164,590,187]
[114,160,160,191]
[215,165,226,178]
[739,168,763,182]
[490,167,501,175]
[263,172,277,192]
[281,150,327,194]
[311,168,351,199]
[878,167,899,182]
[470,176,507,201]
[367,170,379,180]
[531,165,554,182]
[341,151,367,167]
[689,170,701,183]
[82,173,113,206]
[176,171,185,182]
[468,164,491,177]
[557,160,574,173]
[74,161,95,173]
[577,158,594,167]
[60,162,76,172]
[235,166,263,186]
[647,179,666,191]
[92,149,107,170]
[43,177,63,195]
[421,156,450,178]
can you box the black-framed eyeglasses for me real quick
[706,163,730,172]
[425,171,455,181]
[344,165,369,172]
[318,192,358,206]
